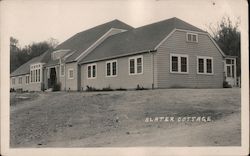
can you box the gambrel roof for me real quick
[79,17,206,64]
[55,19,134,63]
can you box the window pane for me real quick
[130,59,135,74]
[107,63,111,76]
[35,69,38,82]
[206,59,212,73]
[172,56,178,72]
[88,66,91,78]
[92,65,96,77]
[38,69,40,82]
[181,57,187,72]
[70,70,73,78]
[232,65,235,78]
[112,62,117,75]
[137,58,142,73]
[198,58,204,73]
[227,66,231,77]
[226,59,231,64]
[193,35,197,42]
[187,34,192,41]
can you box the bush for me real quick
[16,88,23,93]
[116,87,127,91]
[52,83,61,91]
[102,86,113,91]
[136,84,148,90]
[10,88,15,92]
[86,85,99,91]
[223,81,232,88]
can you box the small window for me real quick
[129,56,143,75]
[12,78,15,85]
[129,59,135,74]
[87,64,97,79]
[60,64,65,76]
[26,75,29,84]
[170,54,188,73]
[18,77,22,84]
[197,56,213,74]
[68,69,74,79]
[106,60,117,77]
[186,33,198,42]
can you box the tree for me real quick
[207,16,241,77]
[10,37,59,72]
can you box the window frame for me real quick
[68,68,74,79]
[106,60,118,77]
[170,53,189,74]
[18,76,22,84]
[197,56,214,75]
[25,75,30,84]
[128,55,143,75]
[186,32,198,43]
[60,64,65,77]
[12,77,15,85]
[87,63,97,79]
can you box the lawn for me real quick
[10,88,241,147]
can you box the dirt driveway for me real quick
[10,88,241,147]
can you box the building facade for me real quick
[10,18,238,91]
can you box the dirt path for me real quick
[10,89,241,147]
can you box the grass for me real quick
[10,88,241,147]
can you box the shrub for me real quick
[86,85,99,91]
[116,87,127,91]
[16,88,23,93]
[10,88,15,92]
[136,84,148,90]
[102,86,113,91]
[223,81,232,88]
[52,83,61,91]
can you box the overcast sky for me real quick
[1,0,244,47]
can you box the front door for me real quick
[225,58,236,87]
[48,67,57,88]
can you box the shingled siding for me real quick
[65,62,79,91]
[10,75,42,91]
[156,30,224,88]
[81,53,154,90]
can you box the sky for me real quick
[1,0,245,47]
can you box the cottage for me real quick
[10,17,237,91]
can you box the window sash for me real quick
[87,66,91,78]
[87,64,97,79]
[197,57,213,74]
[129,59,135,74]
[137,58,142,73]
[170,54,188,73]
[106,63,111,76]
[92,65,96,78]
[112,62,117,76]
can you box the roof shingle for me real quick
[79,17,206,64]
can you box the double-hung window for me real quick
[170,54,189,73]
[129,56,143,75]
[186,33,198,42]
[18,77,22,84]
[26,75,30,84]
[68,69,74,79]
[197,56,213,74]
[12,78,15,85]
[87,64,97,79]
[106,60,117,77]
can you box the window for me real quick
[225,58,235,78]
[12,78,15,85]
[106,60,117,77]
[170,54,189,73]
[197,56,213,74]
[26,75,29,84]
[129,56,143,75]
[18,77,22,84]
[186,33,198,42]
[60,64,65,76]
[87,64,97,79]
[68,69,74,79]
[30,63,42,83]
